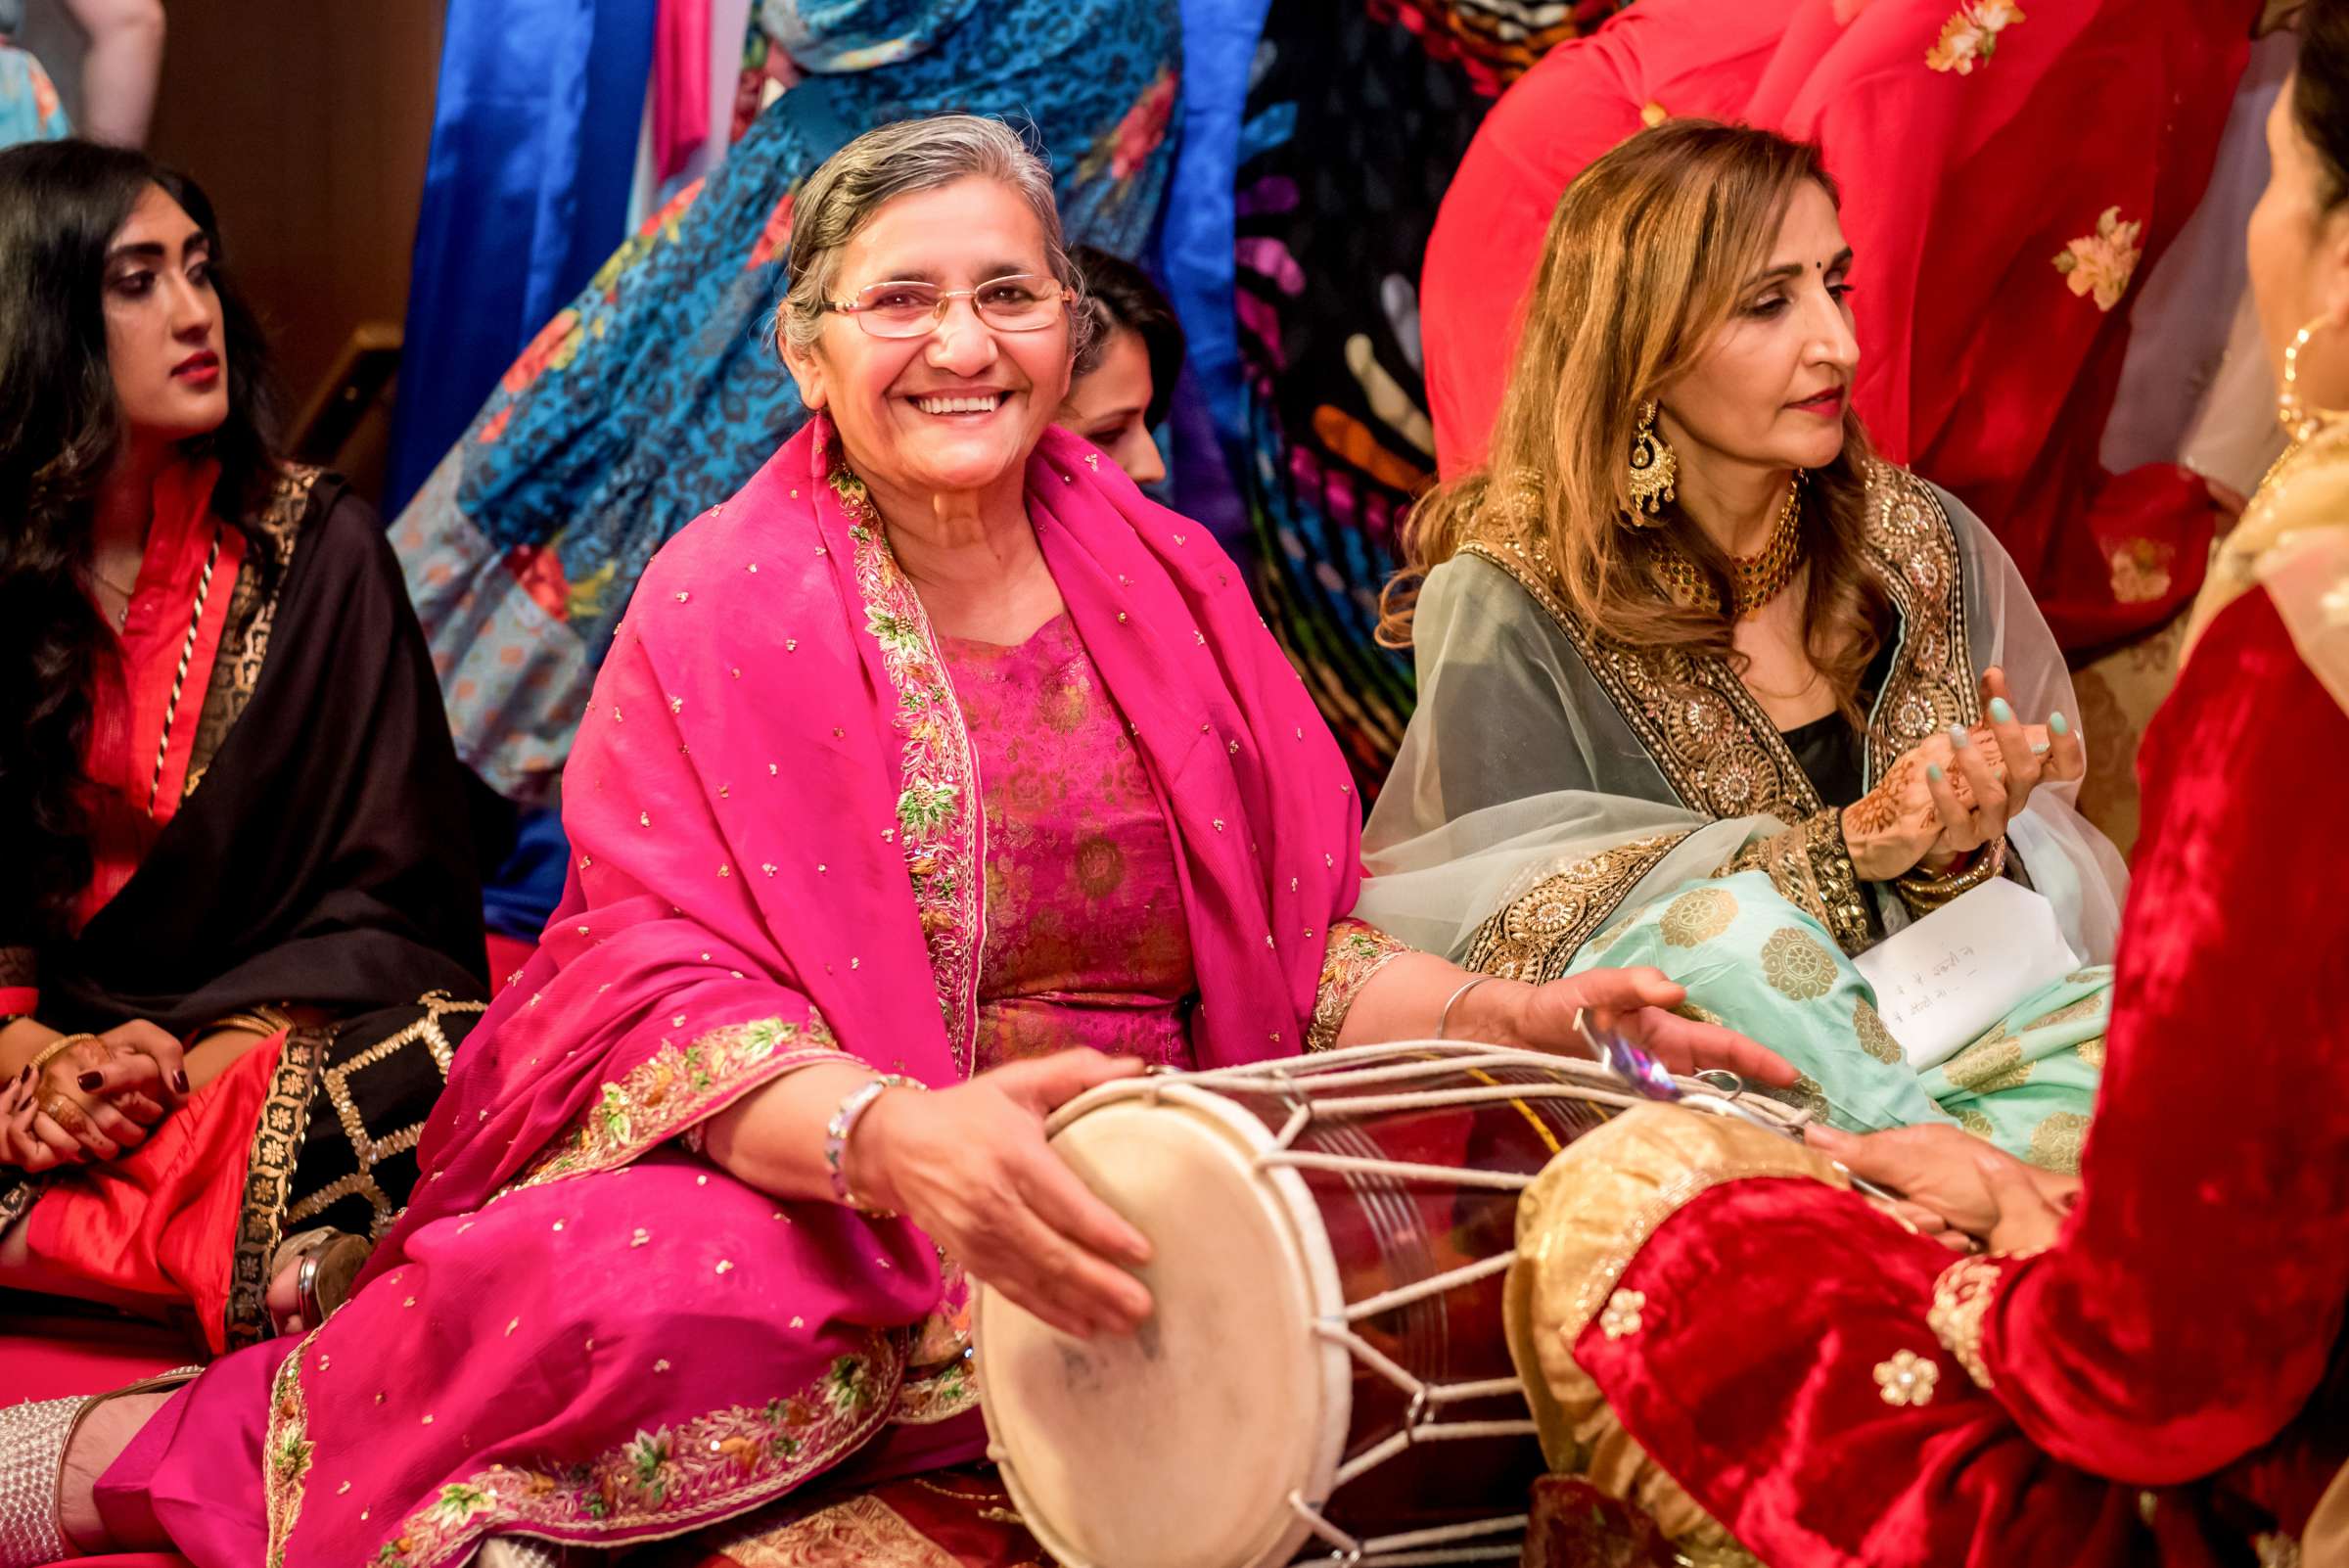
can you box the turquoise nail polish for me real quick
[1989,698,2015,723]
[1948,725,1970,748]
[2050,712,2071,736]
[1927,763,1946,782]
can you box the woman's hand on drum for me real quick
[1840,669,2084,880]
[1805,1123,2079,1244]
[849,1048,1157,1342]
[1513,968,1800,1087]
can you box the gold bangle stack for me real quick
[1897,837,2006,912]
[24,1032,100,1082]
[206,1004,298,1040]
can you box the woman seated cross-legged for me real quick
[1359,121,2132,1168]
[0,114,1793,1568]
[0,142,488,1356]
[1504,14,2349,1558]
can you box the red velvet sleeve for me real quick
[1975,586,2349,1483]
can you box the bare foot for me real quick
[58,1389,172,1550]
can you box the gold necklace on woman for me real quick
[1649,473,1807,620]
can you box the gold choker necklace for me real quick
[1650,475,1806,620]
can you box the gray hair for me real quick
[779,114,1091,361]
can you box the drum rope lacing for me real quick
[1132,1043,1811,1568]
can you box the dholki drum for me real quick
[973,1040,1810,1568]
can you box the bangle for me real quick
[25,1032,100,1082]
[823,1074,925,1215]
[1435,975,1499,1041]
[1898,837,2006,911]
[205,1005,297,1040]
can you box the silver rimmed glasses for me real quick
[823,274,1068,339]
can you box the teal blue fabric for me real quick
[1566,872,2112,1169]
[0,43,67,150]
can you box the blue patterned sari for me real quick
[392,0,1180,801]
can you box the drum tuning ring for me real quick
[1403,1385,1431,1436]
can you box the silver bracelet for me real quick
[1434,975,1499,1041]
[823,1073,924,1215]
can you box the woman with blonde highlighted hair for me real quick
[1359,120,2130,1162]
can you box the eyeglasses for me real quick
[823,274,1068,339]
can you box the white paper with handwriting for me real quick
[1854,877,2083,1071]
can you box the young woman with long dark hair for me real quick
[0,140,485,1362]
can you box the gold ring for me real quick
[42,1095,87,1135]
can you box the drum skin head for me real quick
[977,1091,1338,1568]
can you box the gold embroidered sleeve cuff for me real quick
[1722,808,1877,956]
[1462,833,1685,983]
[1307,919,1410,1053]
[1927,1252,2011,1391]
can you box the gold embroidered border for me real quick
[1307,918,1411,1052]
[710,1490,966,1568]
[187,465,319,797]
[225,1024,330,1351]
[1504,1106,1847,1559]
[1857,463,1982,779]
[1721,808,1876,956]
[504,1014,851,1197]
[1928,1252,2009,1392]
[834,461,986,1077]
[1457,539,1819,824]
[263,1321,905,1568]
[283,992,482,1239]
[1462,833,1684,983]
[263,1336,313,1568]
[1456,462,1980,833]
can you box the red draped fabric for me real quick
[76,459,246,931]
[1571,584,2349,1563]
[1421,0,2250,645]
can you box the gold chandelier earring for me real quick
[2279,314,2349,442]
[1626,400,1678,521]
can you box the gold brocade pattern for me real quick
[283,993,482,1240]
[1503,1107,1849,1561]
[1659,887,1737,947]
[1463,834,1683,982]
[186,465,319,797]
[2029,1111,2094,1175]
[1721,807,1876,956]
[1759,927,1837,1001]
[1928,1253,2009,1391]
[712,1492,966,1568]
[1308,918,1410,1051]
[225,1024,329,1351]
[1854,998,1904,1065]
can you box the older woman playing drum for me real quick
[3,115,1790,1568]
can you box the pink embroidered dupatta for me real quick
[377,418,1358,1238]
[207,421,1360,1568]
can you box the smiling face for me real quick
[783,176,1074,516]
[103,183,229,447]
[1657,179,1858,478]
[1058,325,1164,484]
